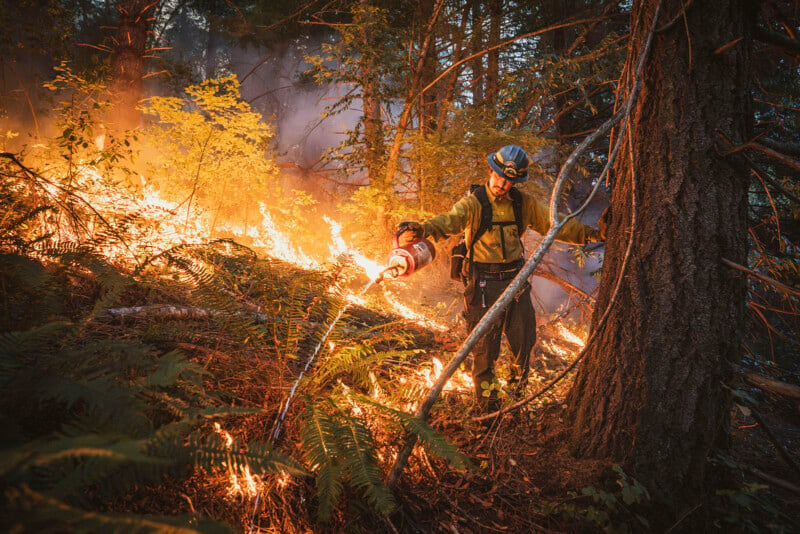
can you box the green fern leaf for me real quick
[337,411,396,516]
[352,394,471,471]
[299,400,344,521]
[5,484,231,533]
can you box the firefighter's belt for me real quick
[475,260,524,281]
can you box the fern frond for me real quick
[0,322,76,362]
[336,410,396,516]
[314,346,421,391]
[1,433,174,499]
[352,394,471,471]
[190,432,307,479]
[299,400,344,520]
[4,484,230,533]
[146,350,206,388]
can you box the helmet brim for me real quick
[487,153,529,183]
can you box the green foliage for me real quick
[708,453,798,533]
[297,395,395,521]
[140,76,280,228]
[713,483,794,533]
[39,62,138,182]
[541,465,650,533]
[353,393,471,472]
[0,200,308,532]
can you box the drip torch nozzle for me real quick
[375,261,407,284]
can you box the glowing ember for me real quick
[276,470,291,489]
[414,356,472,394]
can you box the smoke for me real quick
[231,38,363,174]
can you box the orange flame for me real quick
[213,422,263,499]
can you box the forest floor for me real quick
[23,248,796,534]
[111,310,800,534]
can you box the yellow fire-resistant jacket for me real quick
[421,185,599,264]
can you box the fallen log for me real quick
[102,304,271,323]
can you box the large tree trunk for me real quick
[566,0,752,511]
[469,0,484,106]
[359,0,385,188]
[111,0,156,129]
[484,0,501,114]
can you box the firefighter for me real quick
[396,144,604,413]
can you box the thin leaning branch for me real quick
[721,257,800,298]
[386,2,662,488]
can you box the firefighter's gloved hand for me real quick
[395,221,424,247]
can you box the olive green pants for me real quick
[464,274,536,408]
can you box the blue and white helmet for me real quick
[487,145,530,183]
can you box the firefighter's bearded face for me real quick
[488,170,514,198]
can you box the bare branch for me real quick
[746,142,800,171]
[721,257,800,298]
[759,137,800,158]
[754,25,800,54]
[747,405,800,478]
[739,369,800,400]
[717,132,800,207]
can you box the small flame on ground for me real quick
[213,423,263,499]
[381,289,449,332]
[554,323,585,348]
[413,357,472,394]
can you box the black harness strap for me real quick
[468,185,524,262]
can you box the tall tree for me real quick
[566,0,753,515]
[359,0,386,187]
[111,0,158,129]
[483,0,501,114]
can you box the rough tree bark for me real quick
[566,0,753,511]
[469,0,484,106]
[484,0,501,113]
[111,0,157,129]
[359,0,385,187]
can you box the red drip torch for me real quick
[378,237,436,281]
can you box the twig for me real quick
[721,258,800,298]
[655,0,695,33]
[664,502,703,534]
[748,406,800,479]
[739,369,800,400]
[723,140,800,171]
[747,466,800,494]
[717,132,800,207]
